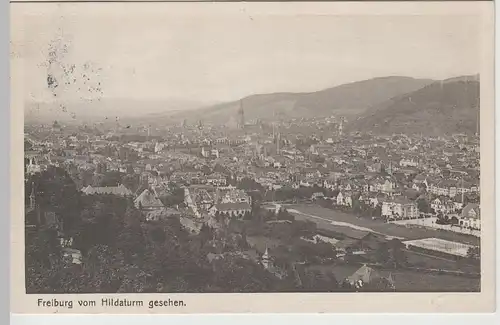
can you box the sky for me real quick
[13,3,482,109]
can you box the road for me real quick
[279,203,480,246]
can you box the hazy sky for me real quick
[14,3,481,105]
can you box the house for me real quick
[220,188,251,205]
[201,147,220,159]
[430,179,458,197]
[369,179,395,194]
[323,178,337,190]
[367,162,383,173]
[345,265,395,290]
[311,192,325,200]
[260,247,287,279]
[336,191,352,207]
[413,173,429,185]
[206,173,227,187]
[62,248,83,265]
[25,156,42,175]
[367,194,386,208]
[81,184,133,197]
[460,203,480,229]
[335,230,386,253]
[302,229,340,246]
[381,197,418,220]
[211,202,252,220]
[134,188,165,211]
[453,200,464,211]
[302,168,321,179]
[431,197,445,214]
[399,157,418,167]
[179,215,204,234]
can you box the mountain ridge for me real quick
[347,75,480,136]
[168,76,435,124]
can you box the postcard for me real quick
[10,0,495,313]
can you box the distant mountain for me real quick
[347,75,480,136]
[24,98,212,124]
[172,76,434,124]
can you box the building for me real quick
[345,265,395,291]
[369,179,395,194]
[381,197,418,219]
[429,179,458,197]
[206,173,227,187]
[134,188,165,211]
[237,100,245,129]
[211,202,252,219]
[81,184,133,197]
[430,197,457,214]
[336,191,352,207]
[220,188,251,205]
[460,203,480,229]
[399,157,418,167]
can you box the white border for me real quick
[7,0,499,321]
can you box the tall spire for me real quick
[262,246,271,269]
[276,132,281,154]
[461,177,465,204]
[238,100,245,129]
[29,182,36,210]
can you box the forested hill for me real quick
[347,75,480,136]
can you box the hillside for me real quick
[347,75,480,136]
[171,76,434,125]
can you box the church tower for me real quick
[237,100,245,129]
[261,247,272,270]
[29,182,36,210]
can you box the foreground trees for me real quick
[25,169,294,293]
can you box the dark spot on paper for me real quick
[47,74,58,89]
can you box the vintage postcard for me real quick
[10,0,495,314]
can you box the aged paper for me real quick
[11,1,495,313]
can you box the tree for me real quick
[375,242,390,265]
[388,238,407,268]
[198,223,214,250]
[303,269,339,292]
[81,244,126,293]
[362,277,394,292]
[243,211,252,220]
[30,166,82,232]
[344,247,354,263]
[313,242,337,260]
[162,186,185,207]
[277,208,295,221]
[352,199,362,215]
[467,246,480,260]
[416,198,431,213]
[121,174,140,192]
[118,207,146,264]
[25,228,63,293]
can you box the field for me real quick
[285,204,480,246]
[403,238,474,257]
[318,264,480,292]
[404,250,479,273]
[391,217,480,237]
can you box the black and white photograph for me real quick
[10,0,495,314]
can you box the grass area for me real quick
[287,204,480,246]
[324,263,480,292]
[404,250,480,273]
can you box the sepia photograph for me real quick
[10,0,495,314]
